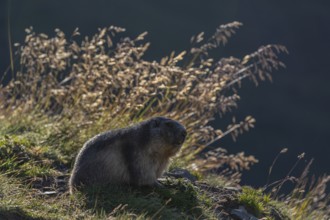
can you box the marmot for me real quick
[69,116,187,192]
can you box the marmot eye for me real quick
[165,122,174,128]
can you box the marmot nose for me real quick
[180,129,187,140]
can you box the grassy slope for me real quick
[0,120,214,219]
[0,120,292,220]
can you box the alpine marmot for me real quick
[69,116,187,192]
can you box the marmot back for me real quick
[69,116,186,192]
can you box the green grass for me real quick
[81,180,216,219]
[0,174,88,220]
[0,113,327,220]
[237,186,292,220]
[0,128,218,219]
[0,159,217,219]
[238,186,272,217]
[0,135,60,179]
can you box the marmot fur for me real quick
[69,116,186,192]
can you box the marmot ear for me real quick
[151,118,161,128]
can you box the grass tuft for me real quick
[238,186,271,217]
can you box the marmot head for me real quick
[148,117,187,155]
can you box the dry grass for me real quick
[263,150,330,219]
[0,22,287,176]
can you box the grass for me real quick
[0,22,328,219]
[0,174,88,220]
[0,135,60,179]
[82,179,216,219]
[0,22,287,174]
[0,149,218,219]
[238,187,272,217]
[0,122,218,219]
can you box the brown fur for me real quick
[69,117,186,192]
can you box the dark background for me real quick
[1,0,329,187]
